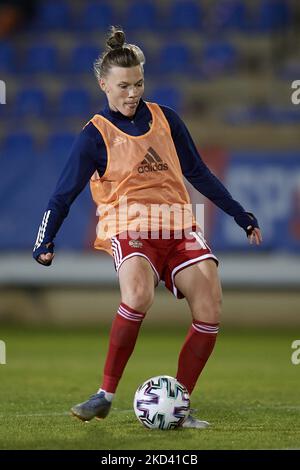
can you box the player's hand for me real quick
[234,211,262,245]
[33,241,55,266]
[38,252,55,265]
[247,227,263,245]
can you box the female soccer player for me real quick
[33,27,262,428]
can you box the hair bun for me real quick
[106,28,126,51]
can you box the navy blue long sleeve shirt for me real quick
[33,98,248,253]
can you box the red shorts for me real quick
[110,228,218,299]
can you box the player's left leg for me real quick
[174,259,222,428]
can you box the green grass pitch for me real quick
[0,326,299,450]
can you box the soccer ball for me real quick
[133,375,190,430]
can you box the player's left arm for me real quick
[234,212,263,245]
[160,105,263,245]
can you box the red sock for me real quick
[176,320,219,395]
[101,303,145,393]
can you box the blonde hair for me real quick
[93,26,145,81]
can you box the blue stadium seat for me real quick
[167,0,202,31]
[223,104,272,125]
[201,41,237,77]
[1,132,35,158]
[148,86,183,112]
[24,45,59,74]
[223,106,251,125]
[0,42,16,73]
[208,0,247,32]
[223,104,300,125]
[278,59,300,80]
[69,45,100,74]
[14,88,46,118]
[57,89,91,117]
[81,2,115,30]
[158,43,193,75]
[269,107,300,124]
[45,132,76,159]
[33,1,71,30]
[124,1,159,31]
[257,0,291,32]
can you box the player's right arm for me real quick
[33,123,105,266]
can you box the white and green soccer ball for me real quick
[133,375,190,430]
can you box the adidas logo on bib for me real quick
[138,147,168,174]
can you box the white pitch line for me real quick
[1,405,299,418]
[0,409,134,418]
[239,405,300,411]
[0,412,70,417]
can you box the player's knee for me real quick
[210,295,222,322]
[192,295,222,323]
[214,294,222,321]
[122,284,154,313]
[207,287,222,322]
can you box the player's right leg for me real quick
[71,256,156,422]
